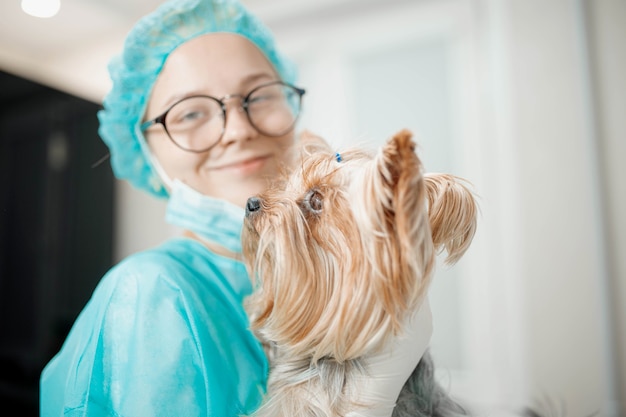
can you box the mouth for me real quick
[212,155,271,175]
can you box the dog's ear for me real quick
[375,129,426,248]
[424,173,478,264]
[368,129,435,316]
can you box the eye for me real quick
[302,189,323,214]
[179,110,206,122]
[166,97,222,129]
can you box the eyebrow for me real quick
[159,72,277,111]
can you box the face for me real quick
[143,33,297,207]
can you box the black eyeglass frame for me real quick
[140,80,306,153]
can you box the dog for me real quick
[242,129,478,417]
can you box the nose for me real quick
[245,196,262,217]
[221,96,257,144]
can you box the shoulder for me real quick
[41,239,266,417]
[69,237,255,352]
[105,238,211,288]
[95,238,251,312]
[113,238,199,274]
[97,239,203,302]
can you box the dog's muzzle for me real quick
[245,196,262,217]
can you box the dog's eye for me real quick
[302,189,323,214]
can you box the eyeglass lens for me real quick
[163,83,302,152]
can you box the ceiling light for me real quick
[21,0,61,18]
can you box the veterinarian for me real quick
[40,0,433,415]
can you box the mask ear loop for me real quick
[137,116,174,192]
[146,149,174,191]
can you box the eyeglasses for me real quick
[140,81,305,153]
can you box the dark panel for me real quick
[0,70,114,415]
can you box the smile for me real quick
[213,155,270,175]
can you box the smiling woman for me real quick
[142,33,302,206]
[38,1,305,415]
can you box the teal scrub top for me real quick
[40,183,268,416]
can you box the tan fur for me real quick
[242,129,478,417]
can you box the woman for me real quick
[40,0,445,416]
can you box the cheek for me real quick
[147,133,206,180]
[270,134,297,170]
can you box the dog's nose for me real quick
[245,196,262,216]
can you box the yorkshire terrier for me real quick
[242,129,478,417]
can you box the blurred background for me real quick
[0,0,624,416]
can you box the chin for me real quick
[227,182,268,209]
[207,163,286,208]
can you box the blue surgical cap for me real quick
[98,0,298,198]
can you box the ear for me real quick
[367,129,434,318]
[424,173,478,264]
[375,129,425,245]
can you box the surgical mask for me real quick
[166,179,246,254]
